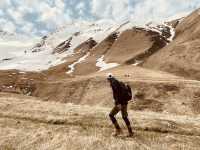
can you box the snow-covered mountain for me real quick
[0,20,128,71]
[0,19,177,72]
[0,30,37,60]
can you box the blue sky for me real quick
[0,0,200,36]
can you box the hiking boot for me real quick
[127,126,134,137]
[126,132,134,137]
[112,129,123,136]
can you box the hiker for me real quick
[107,73,133,137]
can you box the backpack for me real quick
[126,84,132,101]
[119,82,132,101]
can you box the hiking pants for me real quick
[109,104,133,133]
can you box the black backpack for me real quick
[119,82,132,101]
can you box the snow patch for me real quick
[0,48,68,72]
[48,20,119,49]
[134,22,163,36]
[66,52,90,74]
[144,22,163,35]
[168,25,175,42]
[96,55,119,71]
[164,23,175,42]
[140,22,176,42]
[132,60,143,66]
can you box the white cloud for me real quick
[21,22,34,33]
[110,0,130,21]
[91,0,113,19]
[7,7,25,24]
[76,2,85,10]
[1,0,200,36]
[17,0,41,10]
[3,0,71,34]
[55,0,65,10]
[0,19,16,33]
[91,0,200,24]
[91,0,133,21]
[5,22,16,33]
[76,2,85,16]
[130,0,170,24]
[0,0,11,8]
[37,1,70,29]
[131,0,200,24]
[0,9,4,16]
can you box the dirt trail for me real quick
[0,93,200,150]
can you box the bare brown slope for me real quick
[63,28,167,75]
[105,28,154,64]
[2,65,200,115]
[143,8,200,80]
[41,38,98,78]
[73,33,118,75]
[40,33,118,76]
[31,25,169,77]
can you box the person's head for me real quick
[107,73,114,82]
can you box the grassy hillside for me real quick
[1,93,200,150]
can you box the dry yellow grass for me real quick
[0,93,200,150]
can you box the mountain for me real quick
[0,19,175,75]
[0,30,36,62]
[142,8,200,80]
[0,20,128,72]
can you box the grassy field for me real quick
[0,93,200,150]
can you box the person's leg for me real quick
[121,104,133,136]
[109,105,121,135]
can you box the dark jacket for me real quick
[109,77,128,105]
